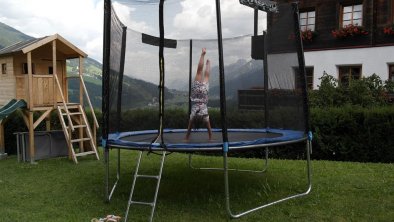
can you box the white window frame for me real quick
[300,10,316,31]
[342,4,363,27]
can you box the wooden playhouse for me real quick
[0,34,99,163]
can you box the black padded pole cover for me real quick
[215,0,229,145]
[292,3,310,133]
[102,0,111,144]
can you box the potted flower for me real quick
[383,24,394,35]
[331,24,369,39]
[301,29,317,42]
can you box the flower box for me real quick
[331,24,368,39]
[301,29,317,42]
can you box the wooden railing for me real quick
[78,75,99,143]
[53,73,75,131]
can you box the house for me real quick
[0,34,99,163]
[269,0,394,89]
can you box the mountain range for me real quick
[0,22,33,48]
[0,22,264,110]
[0,22,184,109]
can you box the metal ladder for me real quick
[124,150,167,222]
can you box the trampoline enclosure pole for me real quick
[158,0,165,144]
[215,0,229,148]
[102,0,111,145]
[102,0,111,201]
[188,39,193,117]
[263,31,269,128]
[292,2,310,133]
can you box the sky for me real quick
[0,0,266,63]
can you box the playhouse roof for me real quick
[0,33,87,58]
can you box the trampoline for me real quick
[102,0,312,221]
[108,128,305,151]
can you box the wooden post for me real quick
[28,111,35,163]
[68,124,72,160]
[79,56,84,151]
[93,125,97,147]
[27,52,33,110]
[79,56,84,105]
[0,120,6,158]
[27,52,35,163]
[46,116,51,131]
[52,40,57,107]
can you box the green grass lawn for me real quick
[0,150,393,222]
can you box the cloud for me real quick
[111,1,266,87]
[111,0,266,40]
[112,1,158,35]
[0,0,103,61]
[172,0,266,39]
[0,0,267,64]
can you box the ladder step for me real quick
[58,104,79,108]
[62,112,82,116]
[66,125,87,129]
[75,151,96,157]
[130,201,154,207]
[71,138,91,143]
[136,175,159,179]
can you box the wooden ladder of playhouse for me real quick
[53,71,99,164]
[57,103,99,163]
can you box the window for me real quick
[48,66,53,74]
[300,10,316,31]
[338,66,362,86]
[22,63,35,74]
[294,67,314,90]
[342,4,363,27]
[1,63,6,74]
[389,64,394,81]
[305,67,314,89]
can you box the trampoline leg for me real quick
[224,141,312,219]
[105,147,121,202]
[188,147,269,173]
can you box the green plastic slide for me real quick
[0,99,27,120]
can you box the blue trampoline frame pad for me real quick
[107,128,306,152]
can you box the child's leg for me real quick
[204,59,210,83]
[195,48,206,82]
[206,118,212,140]
[185,119,193,141]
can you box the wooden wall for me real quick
[0,56,15,106]
[272,0,394,51]
[11,52,67,107]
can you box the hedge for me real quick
[311,106,394,163]
[3,106,394,163]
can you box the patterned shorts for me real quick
[190,103,209,122]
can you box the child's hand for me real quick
[202,48,206,55]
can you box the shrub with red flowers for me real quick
[331,24,369,39]
[301,29,317,42]
[383,24,394,35]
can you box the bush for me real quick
[309,73,391,108]
[311,106,394,163]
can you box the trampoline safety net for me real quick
[102,0,309,147]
